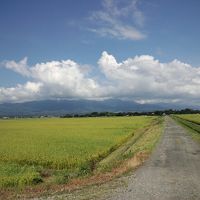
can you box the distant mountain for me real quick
[0,99,198,117]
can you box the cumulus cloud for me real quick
[0,58,102,103]
[0,82,42,102]
[3,57,30,77]
[98,52,200,104]
[89,0,146,40]
[0,52,200,105]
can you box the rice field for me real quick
[0,116,156,188]
[175,114,200,124]
[173,114,200,143]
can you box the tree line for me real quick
[60,108,200,118]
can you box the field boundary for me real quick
[96,117,163,171]
[172,115,200,133]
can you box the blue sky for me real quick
[0,0,200,104]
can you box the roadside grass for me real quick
[0,116,157,188]
[175,114,200,124]
[172,115,200,143]
[96,117,164,172]
[124,117,164,156]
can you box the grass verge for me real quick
[172,115,200,143]
[96,117,164,172]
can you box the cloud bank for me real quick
[0,52,200,105]
[89,0,146,40]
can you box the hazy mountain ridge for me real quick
[0,99,198,117]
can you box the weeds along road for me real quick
[40,116,200,200]
[100,116,200,200]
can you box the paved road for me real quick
[102,116,200,200]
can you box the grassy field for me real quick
[173,114,200,141]
[175,114,200,124]
[0,116,158,188]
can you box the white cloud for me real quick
[3,57,30,77]
[0,58,102,102]
[0,52,200,105]
[89,0,146,40]
[0,82,42,102]
[98,52,200,104]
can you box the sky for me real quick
[0,0,200,105]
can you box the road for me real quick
[101,116,200,200]
[39,117,200,200]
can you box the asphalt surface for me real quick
[102,116,200,200]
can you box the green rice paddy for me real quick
[0,116,156,188]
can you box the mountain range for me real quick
[0,99,198,117]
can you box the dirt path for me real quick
[38,116,200,200]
